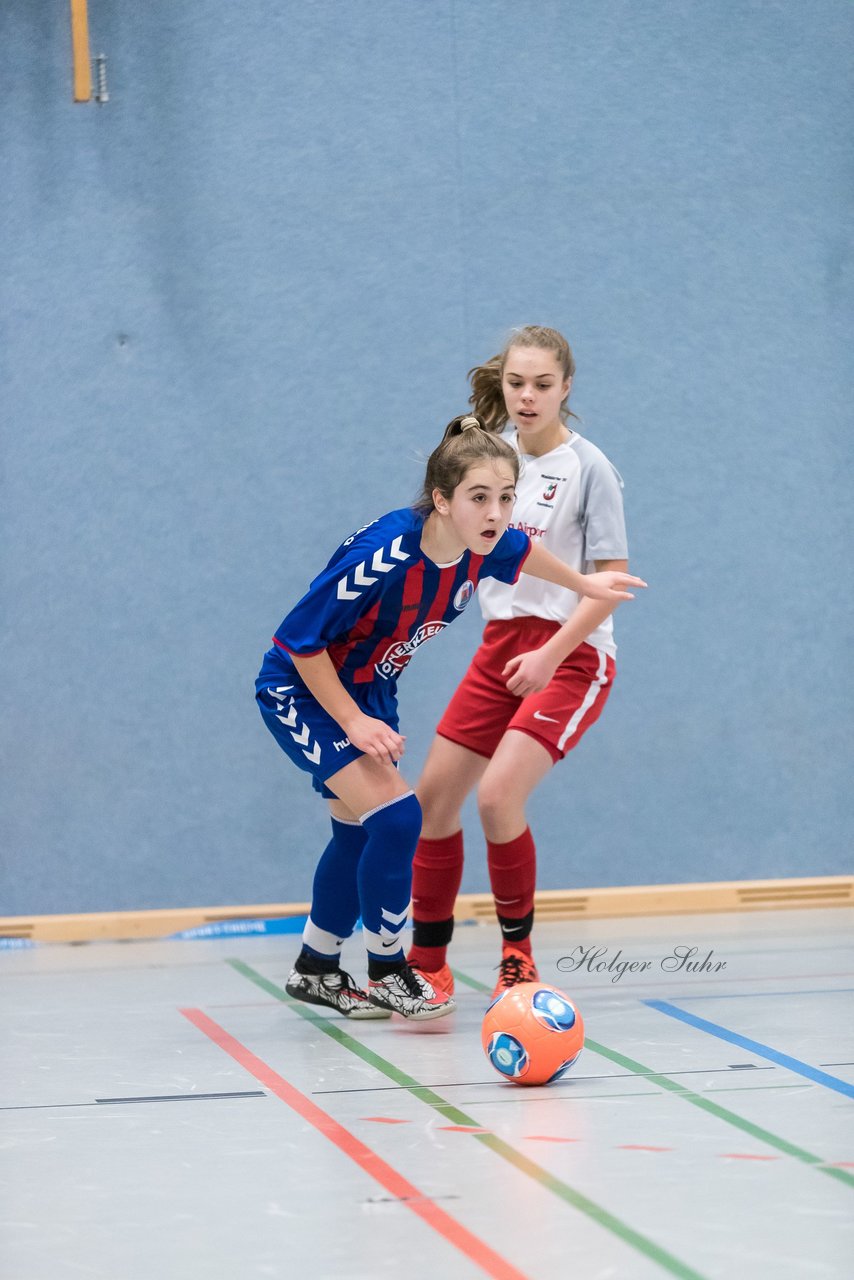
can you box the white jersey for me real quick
[476,428,628,658]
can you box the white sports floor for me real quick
[2,906,853,1279]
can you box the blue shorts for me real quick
[256,680,400,799]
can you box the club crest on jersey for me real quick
[375,621,448,679]
[453,580,474,612]
[542,482,558,501]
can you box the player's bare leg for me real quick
[416,734,489,837]
[476,729,553,845]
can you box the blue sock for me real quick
[357,791,422,967]
[301,816,367,963]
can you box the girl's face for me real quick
[501,346,571,448]
[433,461,517,554]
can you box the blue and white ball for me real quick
[531,988,578,1032]
[485,1030,529,1079]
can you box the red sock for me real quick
[487,828,536,956]
[409,831,464,970]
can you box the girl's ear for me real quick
[563,375,573,400]
[432,488,450,515]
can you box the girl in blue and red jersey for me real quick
[256,414,644,1020]
[407,328,635,1001]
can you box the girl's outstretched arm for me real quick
[522,540,646,601]
[290,650,405,765]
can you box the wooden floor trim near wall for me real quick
[1,875,851,943]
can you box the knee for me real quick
[476,776,508,830]
[417,774,461,836]
[414,769,444,815]
[361,790,422,855]
[477,772,529,837]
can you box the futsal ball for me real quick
[481,982,584,1086]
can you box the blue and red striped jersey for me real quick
[258,508,530,691]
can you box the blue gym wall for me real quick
[2,1,852,915]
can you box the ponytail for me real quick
[440,413,486,441]
[467,357,507,433]
[413,414,519,514]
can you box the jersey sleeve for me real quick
[578,449,628,562]
[274,516,406,656]
[480,526,532,584]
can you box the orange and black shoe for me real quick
[491,946,539,1000]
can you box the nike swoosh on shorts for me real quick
[533,710,559,723]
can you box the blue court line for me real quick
[644,1000,854,1100]
[674,987,854,1002]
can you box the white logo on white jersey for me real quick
[337,536,409,601]
[375,621,447,679]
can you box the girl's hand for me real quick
[581,570,647,601]
[502,650,559,697]
[344,713,406,765]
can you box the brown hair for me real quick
[413,414,520,514]
[468,325,578,432]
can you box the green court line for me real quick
[228,958,708,1280]
[456,968,854,1192]
[452,967,497,992]
[587,1038,854,1188]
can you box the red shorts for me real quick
[437,618,616,764]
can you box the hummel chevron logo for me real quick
[372,537,408,572]
[272,695,322,765]
[337,537,410,600]
[378,904,408,945]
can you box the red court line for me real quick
[524,1135,582,1143]
[438,1125,492,1133]
[358,1123,851,1167]
[720,1153,779,1161]
[180,1009,531,1280]
[618,1145,672,1152]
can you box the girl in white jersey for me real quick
[407,327,630,999]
